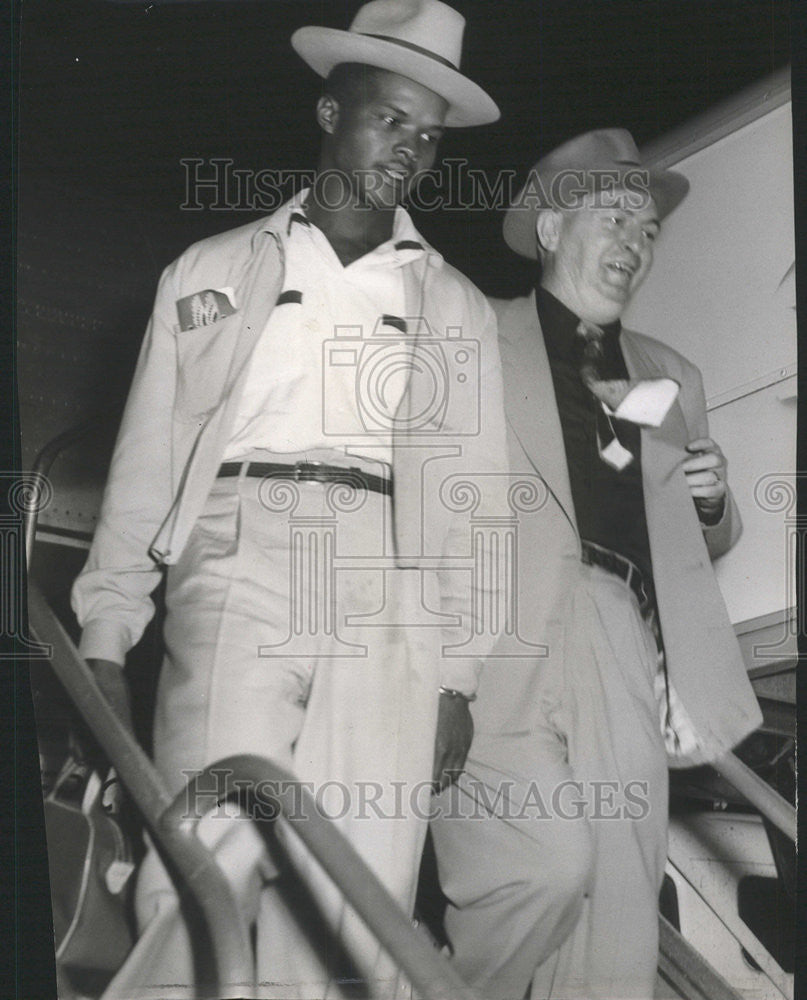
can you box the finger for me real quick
[685,469,722,486]
[439,767,463,790]
[688,480,727,499]
[682,447,723,468]
[432,757,444,786]
[432,770,455,795]
[686,438,716,452]
[689,485,725,500]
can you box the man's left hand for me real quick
[432,691,474,794]
[683,438,727,522]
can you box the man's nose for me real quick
[621,223,643,253]
[393,138,417,165]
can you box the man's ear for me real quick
[535,209,562,254]
[316,94,340,135]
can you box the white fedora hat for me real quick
[291,0,499,127]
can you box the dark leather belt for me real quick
[580,539,653,614]
[217,460,392,497]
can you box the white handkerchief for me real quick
[611,377,680,427]
[599,434,634,470]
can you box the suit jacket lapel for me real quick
[501,293,577,533]
[621,328,691,493]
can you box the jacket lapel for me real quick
[500,293,577,533]
[225,229,285,391]
[621,329,691,494]
[152,226,286,563]
[391,259,437,561]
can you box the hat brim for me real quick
[291,26,499,127]
[503,166,690,260]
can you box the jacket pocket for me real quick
[174,315,238,419]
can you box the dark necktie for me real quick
[576,320,607,393]
[576,320,635,470]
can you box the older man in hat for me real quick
[71,1,506,995]
[431,130,761,999]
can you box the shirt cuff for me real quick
[78,619,131,667]
[439,657,483,699]
[697,495,727,528]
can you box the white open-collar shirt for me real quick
[224,192,434,467]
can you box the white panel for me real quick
[624,103,796,395]
[623,101,796,627]
[709,382,796,624]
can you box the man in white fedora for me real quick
[71,1,505,995]
[431,129,762,999]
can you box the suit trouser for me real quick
[431,565,669,1000]
[127,467,441,999]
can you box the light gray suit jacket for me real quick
[469,292,761,771]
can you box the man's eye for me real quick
[382,115,399,127]
[608,215,624,227]
[643,229,657,242]
[421,132,438,145]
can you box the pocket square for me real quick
[177,287,237,331]
[589,376,680,427]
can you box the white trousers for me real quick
[130,466,443,999]
[431,565,669,1000]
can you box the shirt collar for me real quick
[256,189,443,269]
[536,286,621,361]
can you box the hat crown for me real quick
[291,0,499,127]
[349,0,465,69]
[540,128,642,173]
[503,127,690,259]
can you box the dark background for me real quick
[6,1,801,998]
[14,0,794,474]
[18,0,792,295]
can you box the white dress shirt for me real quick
[224,194,431,467]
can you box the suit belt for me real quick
[580,539,654,615]
[217,460,392,497]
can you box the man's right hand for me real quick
[87,658,135,734]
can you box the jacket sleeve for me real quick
[434,294,508,696]
[676,352,742,561]
[71,262,181,665]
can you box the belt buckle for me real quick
[636,575,651,613]
[624,559,650,612]
[294,460,322,482]
[622,557,634,589]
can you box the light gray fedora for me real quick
[504,128,690,259]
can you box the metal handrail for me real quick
[27,584,255,990]
[27,584,480,1000]
[658,915,746,1000]
[167,758,481,1000]
[712,751,796,843]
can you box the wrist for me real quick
[439,686,476,703]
